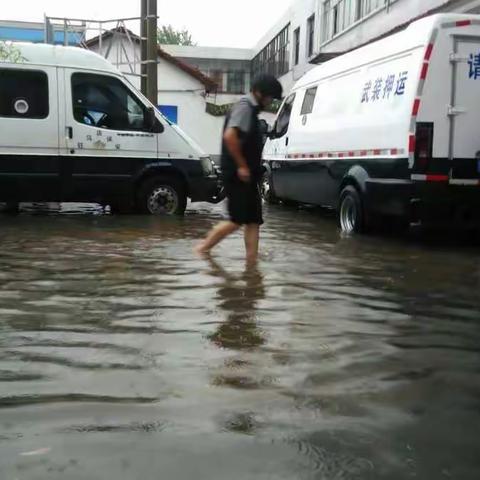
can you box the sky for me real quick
[1,0,293,48]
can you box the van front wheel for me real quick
[137,176,187,216]
[339,185,365,234]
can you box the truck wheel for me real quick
[261,171,279,204]
[339,185,365,234]
[137,176,187,216]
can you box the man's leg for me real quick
[244,223,260,264]
[195,221,240,255]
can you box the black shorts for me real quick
[225,180,263,225]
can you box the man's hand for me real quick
[237,166,251,183]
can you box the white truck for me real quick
[0,43,223,214]
[262,14,480,233]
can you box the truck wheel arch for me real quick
[135,165,188,196]
[339,165,370,208]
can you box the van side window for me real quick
[275,93,296,138]
[0,69,49,119]
[71,73,147,131]
[300,86,317,115]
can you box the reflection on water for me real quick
[0,202,479,480]
[208,258,266,351]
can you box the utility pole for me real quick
[146,0,158,105]
[141,0,148,96]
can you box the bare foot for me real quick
[194,242,210,258]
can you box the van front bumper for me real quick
[366,179,480,227]
[189,173,225,204]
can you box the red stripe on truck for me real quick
[426,175,449,182]
[409,135,416,153]
[424,43,434,61]
[456,20,471,27]
[420,63,429,80]
[412,99,421,116]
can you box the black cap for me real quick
[251,74,283,100]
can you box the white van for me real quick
[263,13,480,233]
[0,43,223,214]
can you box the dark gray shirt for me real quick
[225,95,258,134]
[221,95,263,182]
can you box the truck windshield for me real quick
[275,93,296,138]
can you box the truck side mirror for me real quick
[259,119,270,135]
[146,107,164,134]
[268,121,277,139]
[259,119,276,141]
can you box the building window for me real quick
[209,69,225,92]
[205,70,246,94]
[294,27,300,66]
[360,0,388,18]
[307,15,315,58]
[333,4,340,36]
[252,24,290,79]
[0,69,49,119]
[71,73,147,131]
[355,0,363,21]
[300,86,317,115]
[226,71,246,94]
[321,0,388,43]
[322,1,331,43]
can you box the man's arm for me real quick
[223,127,250,183]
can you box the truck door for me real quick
[60,69,158,201]
[270,93,295,198]
[0,65,60,201]
[449,36,480,180]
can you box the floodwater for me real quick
[0,201,479,480]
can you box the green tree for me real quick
[157,25,196,46]
[0,42,25,63]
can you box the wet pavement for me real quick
[0,201,479,479]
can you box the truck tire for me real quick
[339,185,365,234]
[261,171,279,204]
[137,176,187,216]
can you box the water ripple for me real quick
[0,203,479,479]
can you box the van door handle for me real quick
[285,137,289,146]
[66,127,73,139]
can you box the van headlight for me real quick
[200,156,215,176]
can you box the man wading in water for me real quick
[195,75,283,263]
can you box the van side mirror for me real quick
[146,107,164,134]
